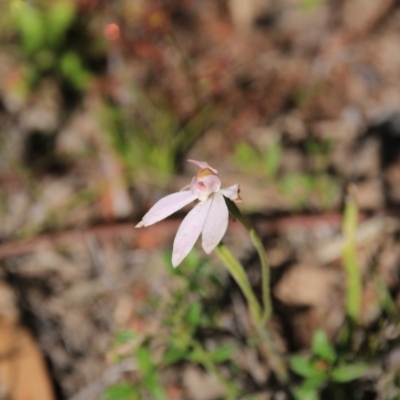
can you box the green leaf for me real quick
[210,344,236,363]
[186,302,201,327]
[187,346,205,363]
[144,371,166,400]
[290,355,323,378]
[293,386,320,400]
[16,6,46,54]
[331,363,369,382]
[301,376,326,390]
[136,347,153,376]
[59,51,90,89]
[46,1,76,47]
[312,329,336,363]
[102,383,137,400]
[163,346,188,364]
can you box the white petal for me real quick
[202,193,229,254]
[187,159,218,174]
[172,198,212,267]
[136,191,197,227]
[202,174,221,192]
[220,184,241,201]
[190,176,212,200]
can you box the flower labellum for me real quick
[136,159,241,267]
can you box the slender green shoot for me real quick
[342,189,362,322]
[225,198,272,322]
[214,243,263,324]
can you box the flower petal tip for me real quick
[135,221,145,228]
[171,254,181,268]
[187,159,218,174]
[202,245,214,255]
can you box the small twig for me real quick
[0,211,381,261]
[0,220,180,260]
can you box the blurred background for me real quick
[0,0,400,399]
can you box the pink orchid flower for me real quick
[136,159,241,267]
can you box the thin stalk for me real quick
[214,243,263,324]
[225,198,272,322]
[215,242,288,383]
[254,324,289,383]
[342,190,362,322]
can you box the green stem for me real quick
[254,324,289,383]
[342,191,362,322]
[225,198,272,322]
[214,243,263,324]
[215,242,288,384]
[215,198,288,382]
